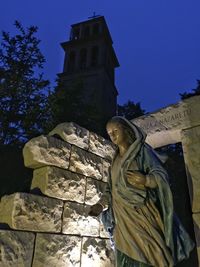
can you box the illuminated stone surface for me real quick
[182,125,200,213]
[99,223,110,239]
[102,159,111,182]
[0,230,35,267]
[49,122,89,150]
[32,233,81,267]
[81,237,115,267]
[0,193,63,232]
[62,202,100,236]
[69,146,103,180]
[85,178,106,205]
[133,95,200,148]
[89,132,116,160]
[31,166,86,203]
[23,135,71,169]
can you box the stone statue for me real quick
[89,116,194,267]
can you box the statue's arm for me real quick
[141,145,170,188]
[98,177,111,211]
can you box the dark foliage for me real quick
[0,21,51,147]
[180,79,200,100]
[117,100,145,120]
[49,78,107,136]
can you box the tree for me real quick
[0,21,51,146]
[180,79,200,100]
[49,78,107,136]
[117,100,145,120]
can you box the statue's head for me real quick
[106,116,136,146]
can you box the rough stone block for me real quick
[49,122,89,150]
[69,146,103,180]
[23,135,71,169]
[133,95,200,148]
[32,166,86,203]
[89,132,116,160]
[85,178,106,205]
[81,237,115,267]
[0,193,63,232]
[0,230,35,267]
[102,159,111,182]
[62,202,100,236]
[182,126,200,212]
[32,233,81,267]
[99,223,110,239]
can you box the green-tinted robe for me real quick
[100,118,194,267]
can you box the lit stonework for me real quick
[0,193,63,232]
[0,230,35,267]
[32,166,86,203]
[23,135,71,169]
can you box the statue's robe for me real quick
[100,118,194,267]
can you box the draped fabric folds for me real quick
[100,117,194,267]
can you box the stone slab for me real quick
[181,126,200,212]
[32,233,81,267]
[85,178,106,205]
[62,202,100,236]
[89,132,116,160]
[31,166,86,203]
[49,122,89,150]
[0,230,35,267]
[133,95,200,148]
[0,193,63,232]
[69,146,103,180]
[23,135,71,169]
[81,237,115,267]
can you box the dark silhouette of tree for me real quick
[180,79,200,100]
[0,21,51,147]
[0,21,51,198]
[117,100,145,120]
[49,78,108,136]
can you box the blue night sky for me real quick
[1,0,200,113]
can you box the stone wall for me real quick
[0,122,116,267]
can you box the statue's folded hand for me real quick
[126,170,146,190]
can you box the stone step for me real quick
[0,229,35,267]
[0,193,63,233]
[23,135,71,169]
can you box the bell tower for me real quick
[57,15,119,134]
